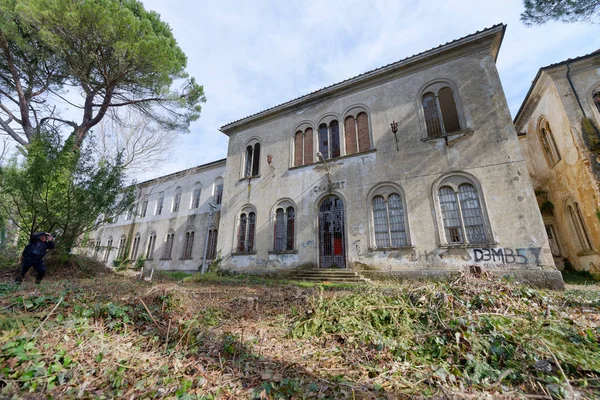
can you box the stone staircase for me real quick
[292,268,369,284]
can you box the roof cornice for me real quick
[220,24,506,135]
[134,158,227,189]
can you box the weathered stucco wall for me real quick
[86,161,226,271]
[218,31,561,288]
[517,60,600,274]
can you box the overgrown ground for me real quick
[1,261,599,399]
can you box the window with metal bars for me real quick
[131,234,141,260]
[539,120,561,167]
[146,233,156,259]
[568,202,592,251]
[236,211,256,252]
[273,206,295,252]
[439,183,487,245]
[117,235,127,259]
[162,232,175,260]
[422,85,461,138]
[207,228,218,260]
[372,193,408,248]
[182,230,194,259]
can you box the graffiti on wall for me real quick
[473,247,541,265]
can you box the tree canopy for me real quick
[521,0,600,25]
[0,0,205,149]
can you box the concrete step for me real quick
[292,269,369,284]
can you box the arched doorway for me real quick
[318,195,346,268]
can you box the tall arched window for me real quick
[140,195,149,218]
[567,200,592,251]
[146,232,156,259]
[245,140,261,178]
[207,228,218,260]
[156,192,165,215]
[162,231,175,260]
[318,120,340,160]
[437,177,488,245]
[191,182,202,209]
[117,235,127,259]
[421,82,462,138]
[172,187,182,212]
[182,228,195,259]
[104,237,113,261]
[273,202,295,252]
[93,237,101,258]
[213,177,224,205]
[131,233,141,260]
[294,127,314,167]
[539,119,561,167]
[369,185,410,248]
[237,207,256,253]
[344,108,371,155]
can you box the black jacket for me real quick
[22,240,55,265]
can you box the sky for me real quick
[134,0,599,181]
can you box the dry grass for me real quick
[1,268,599,399]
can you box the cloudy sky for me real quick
[138,0,598,181]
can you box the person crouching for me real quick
[15,232,55,285]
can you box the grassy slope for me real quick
[0,270,599,399]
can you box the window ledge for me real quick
[238,174,261,182]
[179,257,193,260]
[231,251,257,256]
[439,242,497,249]
[289,149,377,170]
[576,250,598,257]
[369,246,414,252]
[421,128,474,143]
[268,250,299,255]
[159,258,172,261]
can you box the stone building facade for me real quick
[87,159,226,271]
[515,51,600,275]
[216,25,563,288]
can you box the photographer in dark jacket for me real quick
[15,232,55,285]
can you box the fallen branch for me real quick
[138,296,161,330]
[31,297,63,338]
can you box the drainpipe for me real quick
[566,62,587,118]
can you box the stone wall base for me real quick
[358,269,565,290]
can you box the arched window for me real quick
[436,177,488,245]
[131,233,141,260]
[182,228,195,259]
[191,182,202,209]
[245,140,261,178]
[273,202,295,252]
[213,177,224,205]
[162,231,175,260]
[593,91,600,114]
[567,200,592,251]
[421,82,462,138]
[318,119,341,160]
[140,195,149,218]
[156,192,165,215]
[237,207,256,253]
[172,187,182,212]
[294,127,314,166]
[344,108,371,155]
[93,238,101,258]
[104,237,113,261]
[207,228,218,260]
[539,119,561,167]
[146,232,156,260]
[117,235,127,259]
[369,185,410,248]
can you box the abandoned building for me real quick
[216,24,563,288]
[86,159,226,271]
[86,24,568,288]
[515,50,600,275]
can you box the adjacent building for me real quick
[216,24,563,288]
[87,159,226,271]
[515,50,600,275]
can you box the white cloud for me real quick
[135,0,599,181]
